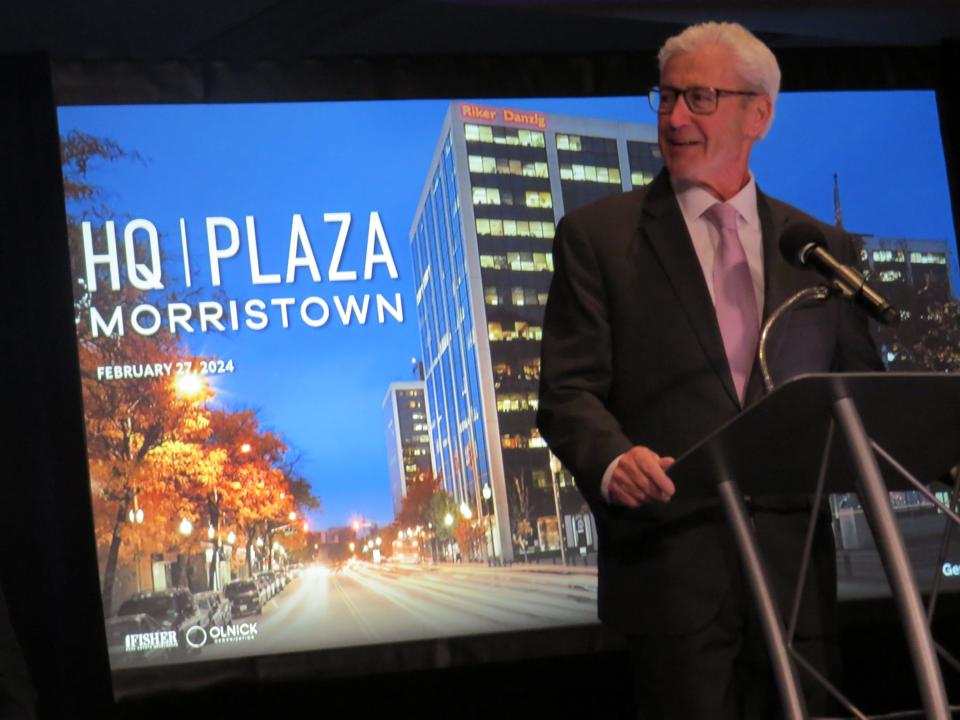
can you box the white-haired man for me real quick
[537,21,882,719]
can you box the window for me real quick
[525,191,553,209]
[538,516,560,550]
[473,187,501,205]
[476,218,554,239]
[494,392,540,413]
[556,134,582,152]
[484,286,504,306]
[910,252,946,265]
[522,359,541,379]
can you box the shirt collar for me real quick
[671,173,759,228]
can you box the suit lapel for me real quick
[757,188,820,365]
[639,172,740,408]
[759,188,792,324]
[745,187,826,403]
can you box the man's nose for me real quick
[666,94,694,126]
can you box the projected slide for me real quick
[57,92,959,672]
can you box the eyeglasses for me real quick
[648,86,761,115]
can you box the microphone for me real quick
[779,223,900,326]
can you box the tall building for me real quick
[382,381,434,517]
[855,236,954,369]
[410,102,662,562]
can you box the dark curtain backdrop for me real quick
[0,53,113,717]
[0,39,958,718]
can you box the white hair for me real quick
[658,22,781,135]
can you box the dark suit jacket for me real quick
[536,170,882,636]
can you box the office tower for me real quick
[410,102,661,562]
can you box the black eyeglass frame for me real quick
[648,85,762,115]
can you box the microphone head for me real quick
[780,222,826,268]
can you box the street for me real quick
[172,561,599,664]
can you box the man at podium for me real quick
[536,20,883,719]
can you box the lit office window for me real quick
[473,187,501,205]
[524,191,553,209]
[556,134,582,151]
[910,252,947,264]
[484,286,502,306]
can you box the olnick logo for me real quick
[185,623,259,648]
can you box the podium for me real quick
[669,373,960,719]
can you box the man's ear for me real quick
[747,95,773,139]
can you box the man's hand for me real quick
[608,446,676,507]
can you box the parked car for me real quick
[252,575,271,602]
[115,588,205,653]
[194,590,231,628]
[224,580,262,617]
[256,571,278,598]
[104,613,172,666]
[273,569,288,590]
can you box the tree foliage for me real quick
[63,132,320,613]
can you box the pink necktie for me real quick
[703,202,759,404]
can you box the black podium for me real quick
[669,373,960,719]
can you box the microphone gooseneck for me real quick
[779,223,900,326]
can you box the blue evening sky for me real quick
[58,91,958,531]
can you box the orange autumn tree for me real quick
[84,344,214,614]
[206,408,318,575]
[61,130,216,612]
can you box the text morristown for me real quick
[79,212,406,337]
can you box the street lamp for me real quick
[179,517,193,536]
[174,373,204,398]
[548,452,567,566]
[127,498,145,592]
[482,483,495,566]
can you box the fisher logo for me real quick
[124,631,179,652]
[185,623,259,648]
